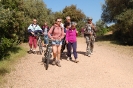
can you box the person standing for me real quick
[61,16,72,54]
[61,22,71,55]
[48,18,64,67]
[66,22,79,63]
[28,19,43,54]
[42,22,49,47]
[84,17,97,56]
[64,16,71,27]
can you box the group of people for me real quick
[27,16,96,67]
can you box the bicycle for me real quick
[35,32,44,55]
[42,39,53,70]
[60,38,66,59]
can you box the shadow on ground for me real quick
[77,51,85,56]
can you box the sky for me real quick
[43,0,105,24]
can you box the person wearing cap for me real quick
[84,17,97,56]
[65,22,79,63]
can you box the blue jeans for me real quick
[44,35,49,44]
[67,42,77,59]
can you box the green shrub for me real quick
[0,38,14,60]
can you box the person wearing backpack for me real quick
[48,18,64,67]
[28,19,43,54]
[42,22,49,47]
[84,17,97,56]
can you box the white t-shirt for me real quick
[60,23,64,28]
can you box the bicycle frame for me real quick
[42,39,53,70]
[35,33,43,55]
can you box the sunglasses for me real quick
[57,21,61,22]
[88,20,92,21]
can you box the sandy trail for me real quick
[1,37,133,88]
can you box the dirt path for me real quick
[1,38,133,88]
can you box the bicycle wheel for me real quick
[39,40,43,55]
[46,52,50,70]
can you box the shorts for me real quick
[52,40,62,45]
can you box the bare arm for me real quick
[48,26,54,39]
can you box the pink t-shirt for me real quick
[66,28,77,43]
[48,25,64,40]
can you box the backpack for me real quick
[84,23,97,37]
[51,26,63,34]
[42,26,49,33]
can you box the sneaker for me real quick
[28,50,33,54]
[69,57,72,60]
[88,54,91,57]
[56,60,61,67]
[66,57,69,61]
[74,59,79,63]
[33,51,36,54]
[85,52,89,56]
[66,57,72,61]
[52,59,56,65]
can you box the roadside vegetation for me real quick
[0,0,133,82]
[101,0,133,45]
[0,44,27,83]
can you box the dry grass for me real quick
[0,43,28,83]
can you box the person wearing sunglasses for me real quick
[27,19,43,54]
[48,18,64,67]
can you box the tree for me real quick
[0,0,25,59]
[101,0,133,44]
[0,0,51,59]
[96,19,109,36]
[62,5,86,22]
[61,5,86,32]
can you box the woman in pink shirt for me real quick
[66,22,79,63]
[48,18,64,67]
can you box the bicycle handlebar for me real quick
[34,32,44,37]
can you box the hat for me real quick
[87,17,93,20]
[71,22,77,26]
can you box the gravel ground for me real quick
[1,37,133,88]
